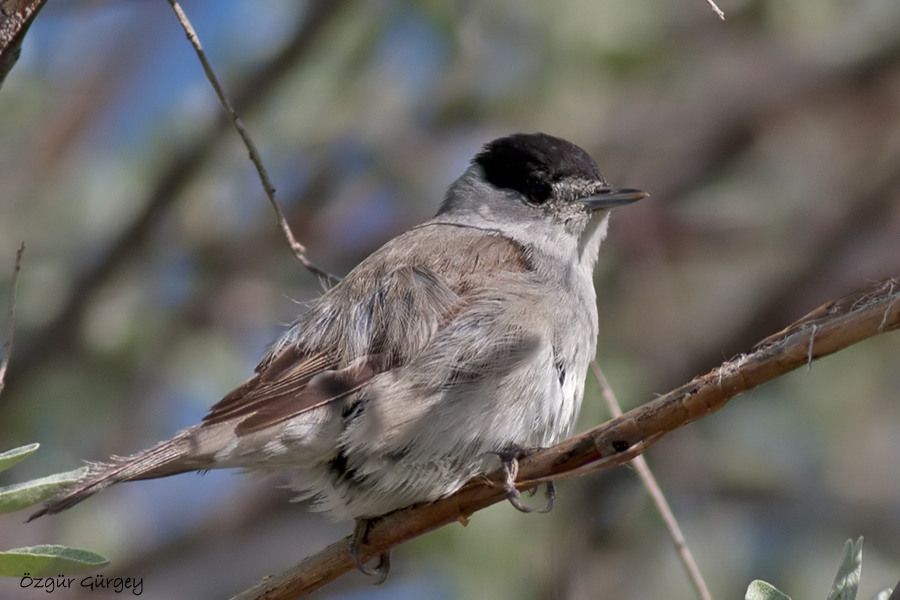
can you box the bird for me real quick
[31,132,646,580]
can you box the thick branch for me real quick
[233,277,900,599]
[681,151,900,387]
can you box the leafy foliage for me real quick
[0,467,86,514]
[0,444,106,577]
[0,546,107,577]
[747,538,895,600]
[0,443,39,474]
[827,538,864,600]
[746,579,792,600]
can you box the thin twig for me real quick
[591,362,713,600]
[7,0,345,398]
[0,242,25,397]
[705,0,726,20]
[234,276,900,599]
[166,0,339,288]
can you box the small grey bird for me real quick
[32,132,645,579]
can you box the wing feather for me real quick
[202,348,337,425]
[199,227,533,435]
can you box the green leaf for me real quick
[827,537,864,600]
[0,545,108,577]
[746,580,793,600]
[0,443,40,474]
[0,467,86,513]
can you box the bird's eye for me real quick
[525,177,551,204]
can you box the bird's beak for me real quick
[579,188,649,210]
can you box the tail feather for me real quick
[29,429,203,521]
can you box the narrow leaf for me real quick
[827,537,864,600]
[0,443,39,474]
[0,467,86,513]
[746,580,792,600]
[0,545,108,577]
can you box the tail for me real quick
[29,428,208,521]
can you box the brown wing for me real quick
[203,346,390,434]
[235,353,386,434]
[202,346,337,426]
[201,227,533,435]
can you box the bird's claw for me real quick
[350,518,391,584]
[495,448,555,514]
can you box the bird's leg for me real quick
[350,518,391,584]
[494,447,555,514]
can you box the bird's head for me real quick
[440,132,646,241]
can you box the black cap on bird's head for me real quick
[473,132,647,210]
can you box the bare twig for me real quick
[0,242,24,397]
[591,362,713,600]
[166,0,338,288]
[233,276,900,599]
[7,0,346,395]
[704,0,726,20]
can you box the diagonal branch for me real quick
[166,0,338,287]
[680,155,900,387]
[232,276,900,599]
[591,362,712,600]
[6,0,347,396]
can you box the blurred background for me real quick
[1,0,900,598]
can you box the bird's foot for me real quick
[494,447,555,514]
[350,518,391,584]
